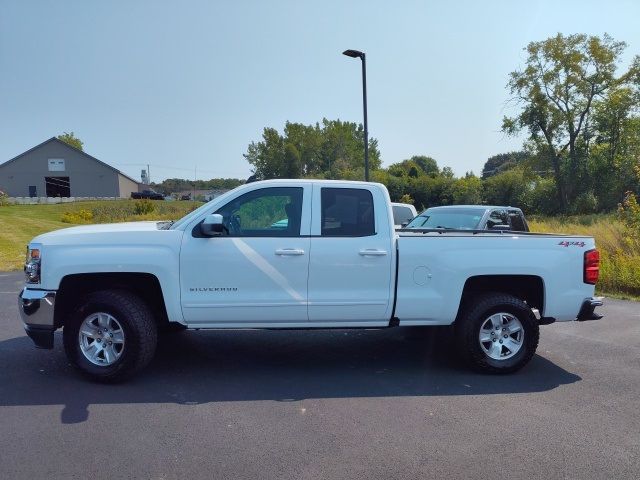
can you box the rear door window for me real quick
[321,188,375,237]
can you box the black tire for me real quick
[455,293,539,374]
[63,290,158,382]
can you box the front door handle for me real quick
[359,249,388,256]
[275,248,305,256]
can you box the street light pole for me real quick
[343,49,369,181]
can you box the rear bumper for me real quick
[576,296,604,321]
[19,288,57,349]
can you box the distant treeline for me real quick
[151,178,244,193]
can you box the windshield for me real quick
[406,208,485,230]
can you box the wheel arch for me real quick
[456,274,544,320]
[55,272,169,329]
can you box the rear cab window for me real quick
[486,209,509,229]
[508,210,527,231]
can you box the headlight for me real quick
[24,245,41,283]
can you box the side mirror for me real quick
[200,213,224,236]
[490,224,510,231]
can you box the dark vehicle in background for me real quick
[404,205,529,232]
[131,189,164,200]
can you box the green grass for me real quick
[0,200,200,271]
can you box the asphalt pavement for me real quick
[1,271,639,479]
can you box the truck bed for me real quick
[394,231,595,325]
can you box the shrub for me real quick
[570,191,598,215]
[133,199,155,215]
[61,209,94,224]
[526,178,561,215]
[482,168,531,209]
[452,175,482,205]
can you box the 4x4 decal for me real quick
[558,241,586,247]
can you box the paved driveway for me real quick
[1,272,639,479]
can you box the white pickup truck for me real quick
[19,180,603,381]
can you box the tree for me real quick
[409,155,440,176]
[441,166,455,178]
[245,118,381,179]
[481,151,529,178]
[283,143,302,178]
[388,156,440,178]
[283,121,323,175]
[244,128,285,180]
[452,173,482,204]
[482,168,533,208]
[589,88,640,209]
[502,33,640,211]
[57,131,83,151]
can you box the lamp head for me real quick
[343,49,364,59]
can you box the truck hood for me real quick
[31,221,163,243]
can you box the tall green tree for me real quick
[589,88,640,208]
[283,121,323,175]
[244,128,285,180]
[502,33,640,211]
[245,118,381,179]
[57,131,84,151]
[283,143,302,178]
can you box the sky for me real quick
[1,0,639,183]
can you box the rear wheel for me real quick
[63,290,157,382]
[456,293,539,374]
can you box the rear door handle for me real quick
[359,249,388,256]
[275,248,305,256]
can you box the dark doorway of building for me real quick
[45,176,70,197]
[28,186,37,197]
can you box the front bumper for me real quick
[576,296,604,321]
[19,288,57,349]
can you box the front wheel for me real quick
[63,290,158,382]
[455,293,539,374]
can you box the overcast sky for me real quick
[1,0,639,182]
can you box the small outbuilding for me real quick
[0,137,142,198]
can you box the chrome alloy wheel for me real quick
[479,312,524,360]
[78,312,125,366]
